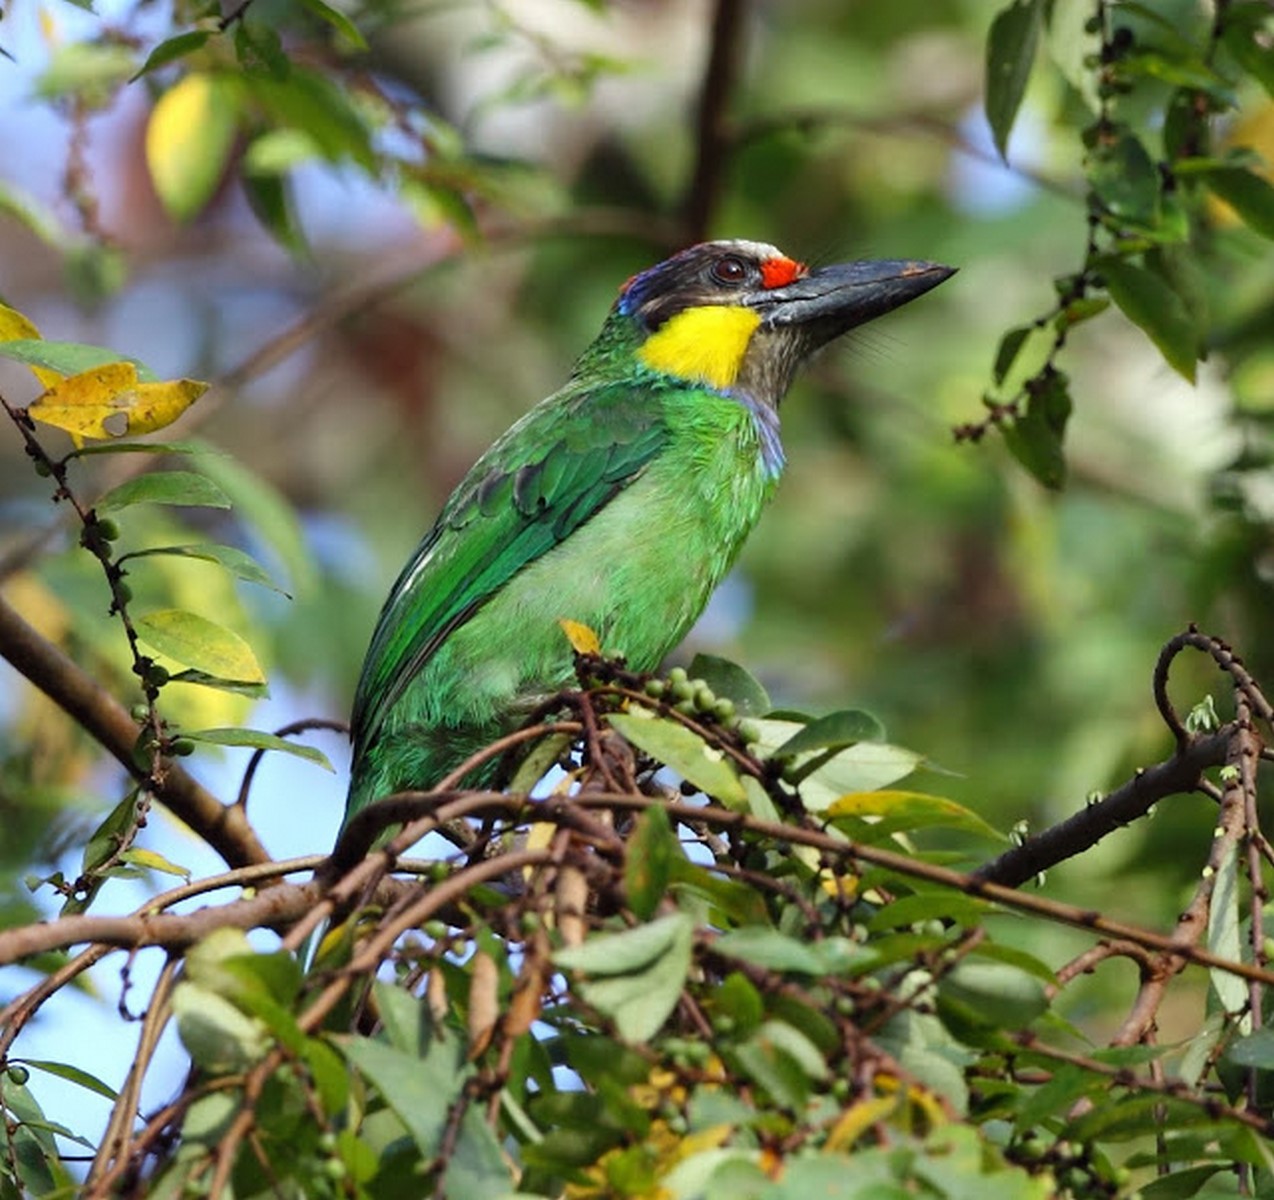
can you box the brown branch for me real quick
[974,727,1232,888]
[0,590,271,869]
[682,0,749,243]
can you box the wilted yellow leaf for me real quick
[558,618,601,655]
[28,363,208,440]
[0,303,60,388]
[824,1095,898,1152]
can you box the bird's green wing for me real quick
[351,381,669,753]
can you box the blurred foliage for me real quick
[0,0,1273,1195]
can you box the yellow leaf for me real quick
[135,608,266,684]
[0,303,60,388]
[824,1095,898,1152]
[558,618,601,655]
[146,73,239,222]
[28,363,208,440]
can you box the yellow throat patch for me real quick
[637,305,761,390]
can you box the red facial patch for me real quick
[760,256,806,289]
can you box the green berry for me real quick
[712,697,735,722]
[33,459,52,478]
[169,737,196,757]
[96,518,120,541]
[737,720,761,744]
[147,663,169,687]
[670,678,694,703]
[667,666,688,687]
[6,1064,29,1085]
[114,582,133,606]
[692,684,716,712]
[644,678,666,698]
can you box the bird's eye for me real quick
[711,255,749,285]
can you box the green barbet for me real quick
[346,240,952,824]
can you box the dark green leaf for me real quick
[168,670,269,698]
[242,169,309,259]
[686,653,770,716]
[0,339,156,381]
[1100,256,1199,381]
[1223,12,1274,98]
[67,438,211,458]
[131,31,213,81]
[17,1060,118,1101]
[1225,1027,1274,1069]
[992,325,1032,386]
[96,470,231,513]
[1201,166,1274,240]
[1000,368,1072,488]
[624,804,678,921]
[296,0,369,50]
[985,0,1043,160]
[1139,1166,1225,1200]
[771,709,884,758]
[1089,130,1160,225]
[184,726,333,770]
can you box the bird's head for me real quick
[605,239,954,407]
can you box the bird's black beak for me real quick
[752,259,955,344]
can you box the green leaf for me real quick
[172,981,269,1071]
[1208,836,1246,1016]
[771,709,885,758]
[242,169,309,259]
[96,470,231,514]
[146,74,240,222]
[131,31,213,81]
[1226,1027,1274,1069]
[554,913,694,1041]
[985,0,1043,160]
[1201,166,1274,241]
[296,0,369,50]
[0,339,156,381]
[624,805,678,921]
[752,720,921,810]
[1223,13,1274,98]
[80,793,138,878]
[135,609,266,684]
[608,710,746,807]
[713,928,866,976]
[735,1020,826,1110]
[1139,1166,1225,1200]
[992,325,1032,386]
[827,790,1006,843]
[1099,256,1199,382]
[244,68,376,169]
[303,1037,350,1118]
[1089,130,1160,225]
[686,653,770,716]
[1001,368,1072,489]
[17,1059,118,1101]
[193,447,317,595]
[120,543,288,595]
[865,891,989,932]
[184,726,333,771]
[168,670,269,699]
[343,1029,486,1186]
[937,961,1048,1031]
[68,438,212,457]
